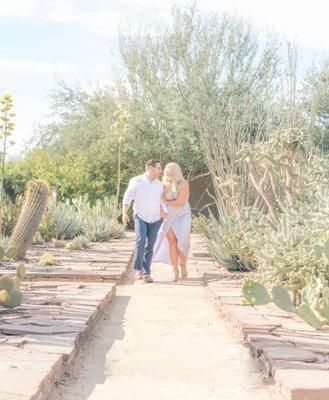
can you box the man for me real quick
[122,159,166,283]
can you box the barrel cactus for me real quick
[8,180,50,260]
[0,263,26,308]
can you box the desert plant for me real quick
[8,180,50,259]
[32,231,44,245]
[41,199,80,240]
[39,251,59,266]
[0,245,17,261]
[65,236,88,250]
[52,238,66,248]
[247,183,329,301]
[0,93,15,203]
[0,263,26,308]
[242,279,329,330]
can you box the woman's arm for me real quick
[165,180,189,207]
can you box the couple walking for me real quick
[122,159,191,283]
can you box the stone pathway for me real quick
[50,262,282,400]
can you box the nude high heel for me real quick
[172,266,179,281]
[180,264,188,279]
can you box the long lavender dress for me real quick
[153,187,191,265]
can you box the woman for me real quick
[153,162,191,281]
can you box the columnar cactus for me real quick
[8,180,50,259]
[0,263,26,308]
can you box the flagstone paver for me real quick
[0,281,117,400]
[0,232,135,284]
[192,232,329,400]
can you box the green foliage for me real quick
[0,245,17,261]
[203,211,257,271]
[249,184,329,300]
[0,275,15,291]
[303,60,329,154]
[0,195,22,236]
[2,288,23,308]
[0,263,26,308]
[241,280,329,329]
[40,195,124,242]
[242,280,272,305]
[39,251,58,266]
[0,93,16,200]
[65,235,88,250]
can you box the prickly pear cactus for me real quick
[0,246,17,261]
[271,285,295,313]
[8,179,50,260]
[242,280,329,329]
[241,280,272,305]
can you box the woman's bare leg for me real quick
[178,251,188,279]
[166,229,179,281]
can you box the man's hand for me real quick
[122,213,130,225]
[122,204,130,226]
[160,209,167,220]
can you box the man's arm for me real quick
[122,178,137,225]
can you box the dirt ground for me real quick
[49,262,282,400]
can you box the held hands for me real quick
[160,209,167,220]
[122,213,130,226]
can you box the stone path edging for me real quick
[0,235,135,400]
[191,234,329,400]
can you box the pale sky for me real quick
[1,0,328,157]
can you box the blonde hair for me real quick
[163,162,183,199]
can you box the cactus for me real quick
[296,304,323,329]
[272,285,295,313]
[324,238,329,260]
[0,290,9,303]
[0,263,26,308]
[13,276,21,289]
[16,263,26,280]
[2,289,23,308]
[0,275,15,291]
[241,280,329,329]
[316,298,329,320]
[0,245,17,261]
[242,280,272,305]
[8,180,50,260]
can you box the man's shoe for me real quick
[143,274,153,283]
[135,270,143,280]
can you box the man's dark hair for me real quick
[145,159,160,168]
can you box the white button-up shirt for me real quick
[122,173,164,223]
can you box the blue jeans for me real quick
[133,215,163,275]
